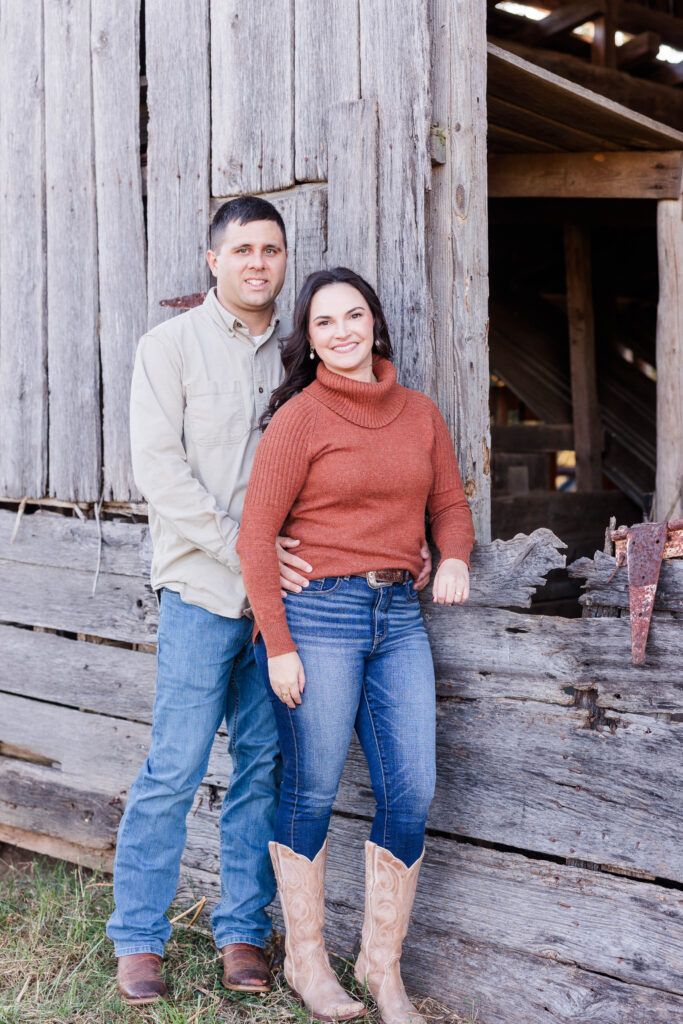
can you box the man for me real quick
[107,196,310,1004]
[107,195,432,1005]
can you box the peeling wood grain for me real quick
[294,0,360,182]
[91,0,146,501]
[44,0,100,500]
[146,0,210,328]
[0,0,47,499]
[569,549,683,613]
[211,0,294,195]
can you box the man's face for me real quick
[207,219,287,318]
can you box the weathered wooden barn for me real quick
[1,1,682,1021]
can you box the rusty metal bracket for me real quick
[159,292,206,309]
[610,518,683,664]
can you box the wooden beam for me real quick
[617,30,661,71]
[491,41,683,137]
[488,151,683,199]
[513,1,605,46]
[655,198,683,520]
[491,423,576,453]
[564,222,604,491]
[592,0,618,68]
[429,0,491,541]
[619,1,683,53]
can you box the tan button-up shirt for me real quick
[130,287,288,618]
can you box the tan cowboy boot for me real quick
[354,842,426,1024]
[269,839,366,1022]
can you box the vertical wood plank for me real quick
[44,0,101,501]
[359,0,431,393]
[0,0,47,498]
[294,0,360,182]
[146,0,210,329]
[327,100,378,288]
[92,0,146,501]
[655,199,683,521]
[293,187,328,294]
[564,222,604,491]
[211,0,294,196]
[428,0,491,541]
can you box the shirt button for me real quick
[258,386,264,393]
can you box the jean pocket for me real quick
[296,576,343,596]
[405,579,420,601]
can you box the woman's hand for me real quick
[432,558,469,605]
[268,652,306,708]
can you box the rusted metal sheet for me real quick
[159,291,206,309]
[610,518,683,664]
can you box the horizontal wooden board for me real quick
[0,509,152,577]
[0,560,158,644]
[489,151,683,199]
[491,423,575,453]
[570,548,683,614]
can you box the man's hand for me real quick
[432,557,469,605]
[414,542,432,592]
[276,535,312,597]
[268,651,306,708]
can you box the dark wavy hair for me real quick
[260,267,393,429]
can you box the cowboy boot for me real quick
[117,952,168,1005]
[269,839,366,1022]
[354,842,426,1024]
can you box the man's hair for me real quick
[210,195,287,252]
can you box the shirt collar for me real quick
[204,287,281,346]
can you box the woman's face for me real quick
[308,283,375,380]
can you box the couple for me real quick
[107,196,474,1023]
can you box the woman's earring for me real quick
[309,349,315,360]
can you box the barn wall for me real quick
[1,508,682,1022]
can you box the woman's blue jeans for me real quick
[255,575,436,867]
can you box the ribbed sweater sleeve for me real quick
[236,397,318,657]
[427,403,476,568]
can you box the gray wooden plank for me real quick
[429,0,491,542]
[91,0,146,501]
[0,509,152,577]
[327,100,378,288]
[570,549,683,613]
[655,198,683,521]
[211,0,294,196]
[293,186,328,295]
[145,0,210,328]
[294,0,360,182]
[359,0,431,393]
[44,0,101,501]
[0,560,158,644]
[0,693,231,801]
[0,0,48,499]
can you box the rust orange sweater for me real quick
[236,358,475,656]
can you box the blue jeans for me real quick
[255,575,436,868]
[107,588,281,956]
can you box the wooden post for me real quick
[592,0,617,68]
[655,199,683,521]
[564,222,603,491]
[428,0,491,541]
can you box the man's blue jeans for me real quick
[107,588,281,956]
[255,575,436,868]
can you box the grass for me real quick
[0,846,469,1024]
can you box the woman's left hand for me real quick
[432,558,469,605]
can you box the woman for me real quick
[236,268,474,1023]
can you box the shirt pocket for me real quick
[185,380,248,446]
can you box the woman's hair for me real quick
[260,267,393,429]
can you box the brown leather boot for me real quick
[221,942,271,992]
[270,840,366,1022]
[117,952,168,1005]
[354,842,426,1024]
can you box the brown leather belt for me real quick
[353,569,410,589]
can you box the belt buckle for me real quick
[366,570,392,589]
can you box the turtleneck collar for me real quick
[306,357,407,428]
